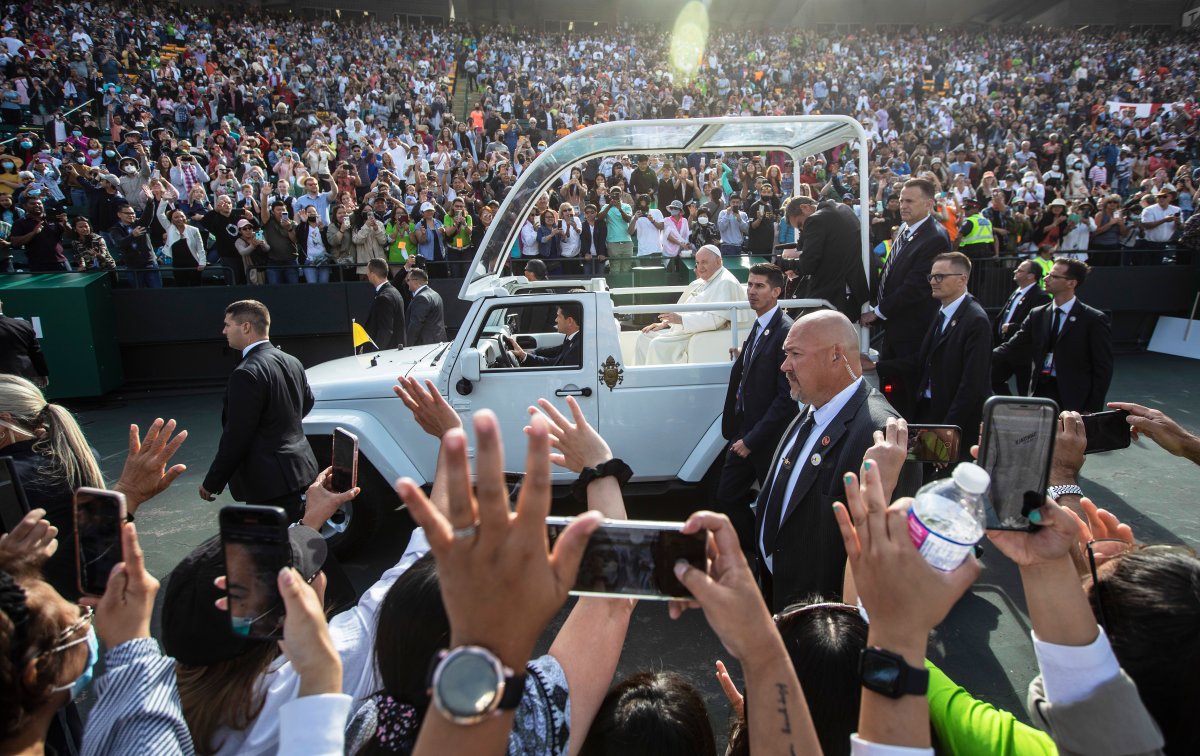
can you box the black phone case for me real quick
[978,396,1059,531]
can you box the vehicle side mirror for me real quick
[461,347,483,382]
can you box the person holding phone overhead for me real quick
[200,300,318,519]
[993,258,1113,412]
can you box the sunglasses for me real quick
[31,605,94,662]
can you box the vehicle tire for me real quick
[306,435,384,557]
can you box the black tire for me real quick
[306,435,385,557]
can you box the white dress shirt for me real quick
[241,339,270,358]
[746,305,779,358]
[762,377,863,572]
[1001,283,1036,329]
[936,291,968,330]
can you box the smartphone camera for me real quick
[220,505,290,640]
[330,427,359,494]
[74,488,127,597]
[546,518,706,600]
[906,425,961,465]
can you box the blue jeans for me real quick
[266,262,300,285]
[302,264,330,284]
[126,264,163,289]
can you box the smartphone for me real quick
[1082,409,1131,454]
[74,488,127,596]
[0,457,31,533]
[281,211,289,222]
[220,505,290,640]
[330,427,359,494]
[545,517,706,600]
[254,230,264,242]
[906,425,961,464]
[977,397,1059,531]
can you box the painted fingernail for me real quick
[844,473,854,485]
[862,460,873,471]
[1029,510,1043,524]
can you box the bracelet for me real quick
[1046,484,1084,501]
[571,458,633,502]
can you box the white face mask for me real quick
[697,216,710,226]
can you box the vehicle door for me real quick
[448,294,598,482]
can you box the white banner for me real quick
[1183,6,1200,28]
[1106,101,1175,119]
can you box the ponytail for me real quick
[0,375,104,492]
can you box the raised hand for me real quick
[393,376,463,438]
[527,395,612,472]
[0,508,59,569]
[113,418,188,514]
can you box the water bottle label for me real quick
[907,508,971,572]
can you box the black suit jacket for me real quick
[993,299,1113,412]
[779,203,869,321]
[202,343,319,502]
[874,217,950,350]
[406,286,447,346]
[0,314,49,380]
[365,281,406,350]
[522,332,582,368]
[892,295,992,454]
[580,217,607,257]
[993,285,1051,345]
[756,382,901,610]
[721,308,797,462]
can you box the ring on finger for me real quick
[452,520,481,540]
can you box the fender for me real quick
[676,414,728,483]
[304,408,425,485]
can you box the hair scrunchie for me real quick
[373,693,419,753]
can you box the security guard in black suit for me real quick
[200,300,318,517]
[364,258,407,350]
[505,301,584,369]
[994,258,1113,412]
[716,263,797,556]
[0,300,49,386]
[991,259,1051,395]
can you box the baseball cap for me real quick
[236,219,253,229]
[162,525,327,667]
[99,173,121,185]
[420,201,435,213]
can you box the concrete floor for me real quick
[67,352,1200,746]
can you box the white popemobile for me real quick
[302,116,872,551]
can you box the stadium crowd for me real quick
[0,3,1197,283]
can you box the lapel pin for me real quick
[1069,316,1076,322]
[821,435,831,447]
[783,457,793,468]
[810,453,822,466]
[951,319,957,328]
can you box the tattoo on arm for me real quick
[776,682,792,735]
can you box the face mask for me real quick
[1,162,12,170]
[19,141,32,149]
[124,165,137,174]
[75,156,85,163]
[105,150,115,157]
[50,627,98,700]
[72,130,82,137]
[230,615,255,636]
[697,216,709,225]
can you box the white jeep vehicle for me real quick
[303,116,871,551]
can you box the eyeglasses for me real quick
[35,605,94,659]
[925,273,965,283]
[1043,273,1069,280]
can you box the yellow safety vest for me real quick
[960,213,994,247]
[1033,256,1054,288]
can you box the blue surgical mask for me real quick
[230,615,254,636]
[19,141,32,149]
[50,626,98,700]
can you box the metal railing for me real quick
[612,297,835,352]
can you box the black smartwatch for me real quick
[429,646,526,725]
[571,458,633,501]
[859,646,929,699]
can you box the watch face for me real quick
[861,652,901,693]
[437,649,502,718]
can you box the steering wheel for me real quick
[497,324,521,369]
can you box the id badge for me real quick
[1041,352,1055,375]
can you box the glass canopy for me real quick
[461,115,869,298]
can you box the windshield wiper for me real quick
[430,343,453,366]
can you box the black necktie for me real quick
[735,321,762,413]
[1001,289,1020,325]
[1047,307,1064,351]
[761,412,816,557]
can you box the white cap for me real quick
[420,202,435,213]
[951,463,990,495]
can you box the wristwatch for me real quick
[571,458,633,501]
[1046,484,1085,501]
[429,646,526,725]
[859,647,929,699]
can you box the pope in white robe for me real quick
[634,245,751,365]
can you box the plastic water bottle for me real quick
[907,463,991,571]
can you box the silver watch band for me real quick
[1046,484,1084,500]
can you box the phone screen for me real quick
[74,488,126,596]
[0,457,30,533]
[1082,410,1131,454]
[330,427,359,494]
[546,518,706,600]
[906,425,961,464]
[978,398,1058,531]
[220,505,289,640]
